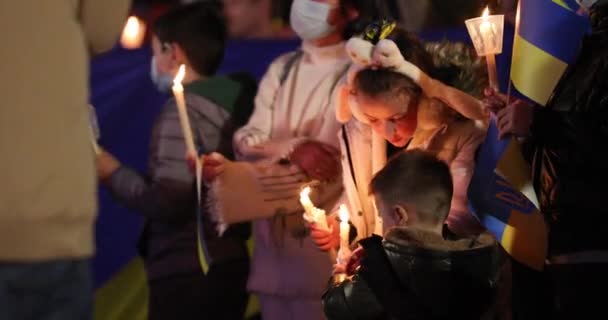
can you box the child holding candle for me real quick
[95,3,253,319]
[322,150,503,320]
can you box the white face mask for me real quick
[290,0,336,40]
[150,56,174,93]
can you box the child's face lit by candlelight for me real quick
[354,92,419,148]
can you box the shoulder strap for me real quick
[279,50,304,85]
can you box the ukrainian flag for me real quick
[469,0,589,271]
[511,0,590,105]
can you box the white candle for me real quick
[337,204,352,265]
[299,187,329,231]
[466,7,503,90]
[479,8,496,50]
[172,65,197,157]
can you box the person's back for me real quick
[323,150,501,319]
[0,1,129,319]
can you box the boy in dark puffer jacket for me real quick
[323,150,503,320]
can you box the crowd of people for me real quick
[2,0,607,319]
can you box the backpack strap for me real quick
[279,50,304,85]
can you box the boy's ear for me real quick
[393,205,409,225]
[169,42,187,67]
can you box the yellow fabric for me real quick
[94,259,149,320]
[511,35,568,105]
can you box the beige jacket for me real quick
[0,1,129,261]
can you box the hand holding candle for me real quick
[465,7,505,90]
[300,186,330,231]
[300,186,337,261]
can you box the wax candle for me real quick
[172,65,197,157]
[337,204,352,265]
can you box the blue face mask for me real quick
[150,56,174,93]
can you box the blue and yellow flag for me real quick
[469,0,590,271]
[511,0,590,105]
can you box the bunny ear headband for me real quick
[335,21,487,124]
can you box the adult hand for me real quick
[310,217,340,252]
[96,148,121,182]
[483,87,535,138]
[496,99,534,139]
[289,141,340,181]
[482,87,508,114]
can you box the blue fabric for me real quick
[518,0,590,62]
[0,260,92,320]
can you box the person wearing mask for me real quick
[95,3,252,319]
[0,1,129,319]
[199,1,387,319]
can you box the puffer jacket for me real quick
[528,5,608,256]
[323,228,503,320]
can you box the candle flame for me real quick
[125,16,140,38]
[301,186,311,198]
[339,204,350,222]
[174,64,186,86]
[120,16,146,49]
[482,6,490,19]
[300,186,313,206]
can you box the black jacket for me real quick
[322,228,502,320]
[527,6,608,256]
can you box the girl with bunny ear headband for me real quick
[328,26,487,244]
[337,28,488,127]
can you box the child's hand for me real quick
[333,246,364,276]
[186,152,226,182]
[96,148,121,182]
[289,141,340,182]
[345,246,364,275]
[310,218,340,252]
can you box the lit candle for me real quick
[337,204,352,265]
[299,187,336,262]
[299,187,329,231]
[479,8,496,50]
[480,8,499,89]
[465,7,504,90]
[120,16,146,49]
[172,65,197,157]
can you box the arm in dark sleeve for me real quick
[106,100,197,222]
